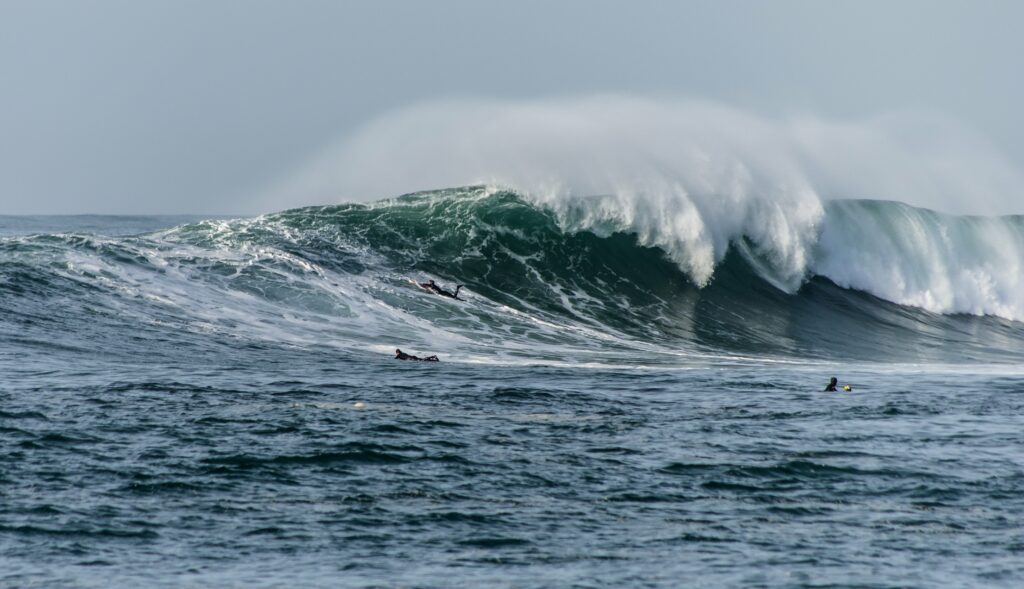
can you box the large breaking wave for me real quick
[2,186,1023,366]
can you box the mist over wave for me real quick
[279,97,1024,215]
[266,96,1024,301]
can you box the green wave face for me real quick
[3,186,1024,365]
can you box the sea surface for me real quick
[2,188,1023,588]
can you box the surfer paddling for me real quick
[419,279,464,300]
[395,348,439,362]
[824,377,852,392]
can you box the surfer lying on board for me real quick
[419,279,464,300]
[395,348,439,362]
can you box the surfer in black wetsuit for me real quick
[419,279,464,300]
[824,377,838,392]
[395,348,439,362]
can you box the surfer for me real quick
[419,279,464,300]
[825,377,838,392]
[395,348,439,362]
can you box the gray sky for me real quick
[2,0,1023,214]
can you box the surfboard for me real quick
[408,278,433,292]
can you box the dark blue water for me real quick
[2,197,1024,588]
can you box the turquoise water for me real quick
[2,189,1023,587]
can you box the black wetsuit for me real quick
[420,282,463,300]
[395,351,439,362]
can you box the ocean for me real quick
[2,186,1023,588]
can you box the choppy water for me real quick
[2,191,1023,587]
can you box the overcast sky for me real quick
[2,0,1023,214]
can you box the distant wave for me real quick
[2,186,1023,365]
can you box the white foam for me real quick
[813,201,1024,320]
